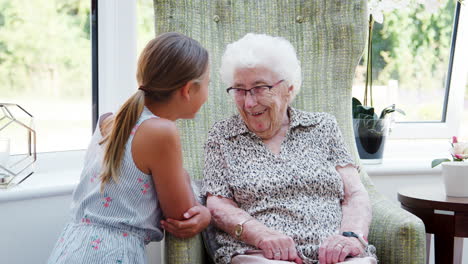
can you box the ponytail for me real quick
[99,90,145,191]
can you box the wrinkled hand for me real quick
[318,235,364,264]
[255,231,303,264]
[161,205,211,238]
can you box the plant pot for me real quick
[353,118,390,164]
[442,162,468,197]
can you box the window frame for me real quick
[389,2,468,139]
[94,0,138,126]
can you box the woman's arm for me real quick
[338,164,372,236]
[207,195,302,263]
[318,164,372,264]
[132,118,196,220]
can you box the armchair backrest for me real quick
[154,0,368,184]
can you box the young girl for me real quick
[48,32,211,263]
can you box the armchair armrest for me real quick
[367,187,427,264]
[164,233,205,264]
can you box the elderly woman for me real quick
[201,33,377,264]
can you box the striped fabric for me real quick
[153,1,426,263]
[48,107,164,264]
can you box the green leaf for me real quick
[379,104,405,119]
[352,97,362,119]
[394,108,406,115]
[431,158,451,168]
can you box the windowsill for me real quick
[0,138,450,203]
[363,138,448,176]
[0,150,85,203]
[363,157,442,176]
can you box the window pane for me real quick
[460,73,468,139]
[353,1,457,122]
[137,0,155,58]
[0,0,91,153]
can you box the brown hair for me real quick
[99,32,209,191]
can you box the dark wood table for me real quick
[398,184,468,264]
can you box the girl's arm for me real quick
[132,118,196,220]
[161,204,211,238]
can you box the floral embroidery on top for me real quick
[102,193,112,207]
[90,174,98,183]
[90,236,102,250]
[137,177,151,194]
[81,215,91,224]
[131,125,140,135]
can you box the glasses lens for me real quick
[227,88,241,97]
[253,86,270,97]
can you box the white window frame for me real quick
[97,0,138,115]
[389,3,468,139]
[97,1,468,139]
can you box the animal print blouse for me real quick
[201,107,373,264]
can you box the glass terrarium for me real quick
[0,103,36,188]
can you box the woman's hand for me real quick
[254,230,303,264]
[161,205,211,238]
[318,234,364,264]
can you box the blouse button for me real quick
[213,15,221,23]
[296,16,304,23]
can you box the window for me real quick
[137,0,155,57]
[0,0,92,153]
[353,1,468,139]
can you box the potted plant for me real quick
[431,136,468,197]
[352,97,404,163]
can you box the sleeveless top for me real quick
[70,106,164,243]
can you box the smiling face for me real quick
[232,67,292,139]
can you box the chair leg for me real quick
[454,237,463,264]
[426,233,431,264]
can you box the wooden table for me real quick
[398,184,468,264]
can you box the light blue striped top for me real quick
[70,107,164,243]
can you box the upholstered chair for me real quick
[153,1,427,263]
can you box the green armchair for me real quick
[153,1,426,263]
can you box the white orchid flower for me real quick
[417,0,443,13]
[368,0,443,24]
[368,0,411,23]
[450,142,468,159]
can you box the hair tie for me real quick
[138,86,147,92]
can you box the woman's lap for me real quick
[231,253,377,264]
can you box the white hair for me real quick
[220,33,302,101]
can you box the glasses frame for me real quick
[226,79,284,99]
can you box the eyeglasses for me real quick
[226,80,284,100]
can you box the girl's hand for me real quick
[161,205,211,238]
